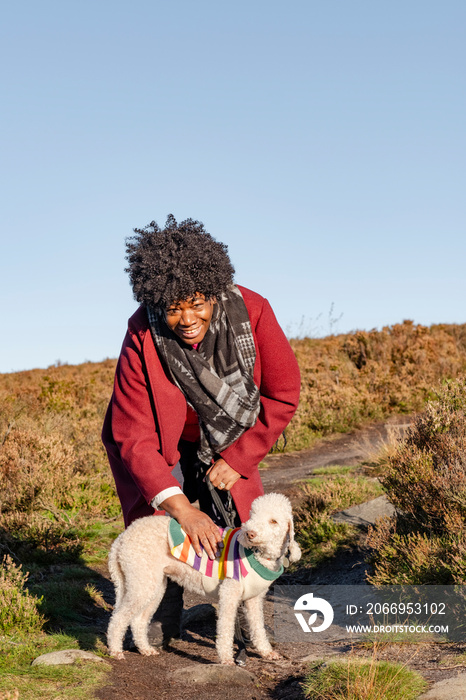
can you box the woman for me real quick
[102,215,300,639]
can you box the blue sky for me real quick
[1,1,465,372]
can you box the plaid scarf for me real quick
[147,285,260,465]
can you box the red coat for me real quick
[102,286,301,526]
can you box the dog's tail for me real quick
[108,537,125,610]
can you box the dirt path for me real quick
[95,416,465,700]
[259,415,412,504]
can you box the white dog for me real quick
[107,492,301,665]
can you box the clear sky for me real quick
[1,1,465,373]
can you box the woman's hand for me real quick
[206,458,241,491]
[159,494,223,560]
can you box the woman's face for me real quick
[165,294,216,346]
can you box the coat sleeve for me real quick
[106,330,182,504]
[219,297,301,477]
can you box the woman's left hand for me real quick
[206,458,241,491]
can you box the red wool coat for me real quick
[102,286,301,526]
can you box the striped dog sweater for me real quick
[168,519,284,596]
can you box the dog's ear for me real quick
[287,519,301,563]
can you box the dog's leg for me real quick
[244,593,282,661]
[107,597,136,660]
[108,576,165,660]
[216,579,242,665]
[130,577,167,657]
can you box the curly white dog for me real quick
[107,492,301,665]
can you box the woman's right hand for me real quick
[159,494,223,560]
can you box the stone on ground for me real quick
[332,495,395,528]
[32,649,109,666]
[172,663,256,685]
[418,672,466,700]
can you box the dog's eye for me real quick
[269,519,278,525]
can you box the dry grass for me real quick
[0,691,19,700]
[302,654,427,700]
[293,470,383,567]
[300,474,383,513]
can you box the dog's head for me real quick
[238,493,301,564]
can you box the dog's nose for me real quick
[246,530,257,541]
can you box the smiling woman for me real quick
[102,214,301,643]
[165,295,216,345]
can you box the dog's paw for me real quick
[110,651,125,661]
[260,650,283,661]
[139,647,160,657]
[219,659,235,666]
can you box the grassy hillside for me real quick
[1,321,466,696]
[1,318,465,548]
[1,321,466,504]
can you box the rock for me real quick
[172,663,256,685]
[418,672,466,700]
[32,649,109,667]
[332,495,395,529]
[299,653,345,665]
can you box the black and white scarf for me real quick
[147,285,261,465]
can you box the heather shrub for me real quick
[0,426,75,512]
[0,555,45,634]
[0,512,83,563]
[0,361,120,558]
[367,518,457,585]
[288,321,466,451]
[367,378,466,584]
[0,364,121,698]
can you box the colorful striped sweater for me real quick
[168,519,284,596]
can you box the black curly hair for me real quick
[125,214,235,309]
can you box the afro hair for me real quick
[125,215,235,309]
